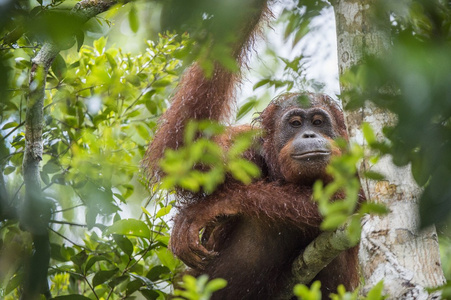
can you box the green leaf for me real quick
[146,265,171,281]
[293,281,321,299]
[153,78,172,88]
[130,273,153,288]
[179,176,200,192]
[140,289,160,300]
[236,99,257,121]
[4,166,15,175]
[50,243,68,262]
[113,234,134,257]
[105,52,117,69]
[92,268,118,287]
[51,54,67,80]
[135,123,150,140]
[75,29,84,52]
[228,160,254,184]
[105,219,150,239]
[292,23,308,48]
[94,37,106,54]
[155,205,172,218]
[70,250,88,267]
[60,244,76,261]
[53,296,92,300]
[360,202,389,215]
[5,273,22,296]
[215,50,239,72]
[321,214,348,230]
[51,173,66,185]
[127,279,145,296]
[121,183,135,200]
[156,247,179,270]
[364,171,385,181]
[145,100,158,114]
[128,5,139,33]
[85,256,108,273]
[86,209,98,229]
[366,280,384,300]
[2,121,18,130]
[362,122,376,145]
[43,161,60,174]
[126,74,141,86]
[12,134,23,144]
[253,79,270,90]
[239,159,261,178]
[205,278,227,293]
[141,206,152,217]
[347,216,362,245]
[108,275,129,289]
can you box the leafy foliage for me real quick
[1,0,451,299]
[294,280,322,300]
[313,128,389,242]
[0,26,188,298]
[159,120,261,193]
[173,275,227,300]
[294,281,385,300]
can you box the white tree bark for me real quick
[333,0,446,298]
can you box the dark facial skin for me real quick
[275,106,338,184]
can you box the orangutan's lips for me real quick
[291,151,331,160]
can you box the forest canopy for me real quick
[0,0,451,299]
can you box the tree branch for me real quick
[0,160,12,220]
[72,0,126,22]
[276,223,358,299]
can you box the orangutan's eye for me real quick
[312,115,324,126]
[289,116,302,127]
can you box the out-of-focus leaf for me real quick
[92,268,118,287]
[53,296,92,300]
[363,171,384,181]
[236,99,257,121]
[366,281,384,300]
[75,29,84,52]
[205,278,227,293]
[4,166,15,175]
[85,256,108,273]
[128,5,140,33]
[253,79,270,90]
[113,234,134,257]
[140,289,160,300]
[155,205,172,219]
[70,251,88,267]
[146,265,170,281]
[2,121,18,130]
[321,214,348,231]
[51,54,67,80]
[126,279,145,296]
[105,219,150,239]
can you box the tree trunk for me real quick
[333,0,446,298]
[19,1,127,299]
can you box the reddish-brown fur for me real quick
[164,93,361,299]
[144,0,271,179]
[143,1,360,299]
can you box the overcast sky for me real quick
[238,4,340,110]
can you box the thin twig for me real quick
[49,220,87,227]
